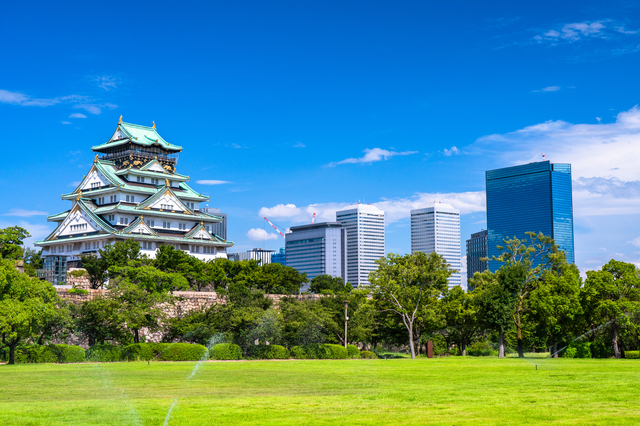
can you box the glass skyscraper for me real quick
[485,160,574,272]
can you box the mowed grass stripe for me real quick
[1,358,639,425]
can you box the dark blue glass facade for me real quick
[486,161,574,271]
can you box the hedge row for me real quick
[210,343,242,360]
[625,351,639,359]
[4,344,86,364]
[290,344,352,359]
[122,343,208,361]
[248,344,289,359]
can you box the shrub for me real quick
[346,345,360,359]
[360,350,377,359]
[86,344,123,362]
[123,343,155,361]
[625,351,639,359]
[590,341,611,359]
[53,344,86,363]
[290,346,309,359]
[324,344,348,359]
[15,345,57,363]
[248,345,289,359]
[157,343,208,361]
[68,288,89,295]
[467,341,492,357]
[210,343,242,360]
[563,347,577,358]
[300,344,331,359]
[561,342,591,359]
[69,269,88,278]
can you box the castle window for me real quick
[161,204,174,210]
[151,178,159,185]
[120,217,129,225]
[178,223,186,230]
[146,220,155,227]
[91,182,100,189]
[137,176,145,183]
[163,222,170,229]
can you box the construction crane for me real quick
[263,217,286,238]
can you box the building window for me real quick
[120,217,129,225]
[151,178,159,185]
[142,241,154,250]
[163,221,170,229]
[126,195,135,203]
[108,214,115,222]
[161,204,173,210]
[70,224,87,232]
[137,176,145,183]
[191,245,200,253]
[178,223,187,230]
[91,182,99,189]
[146,219,155,227]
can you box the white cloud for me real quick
[532,86,561,92]
[3,209,48,217]
[329,148,418,166]
[443,146,461,156]
[69,113,87,118]
[196,180,232,185]
[61,121,72,125]
[535,21,607,43]
[246,228,279,241]
[293,142,306,148]
[74,103,117,115]
[259,192,485,226]
[630,236,640,248]
[0,89,60,107]
[94,76,118,91]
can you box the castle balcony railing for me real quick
[99,149,179,164]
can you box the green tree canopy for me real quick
[0,226,30,260]
[370,251,450,358]
[310,274,350,295]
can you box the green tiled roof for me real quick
[92,203,221,222]
[114,167,190,181]
[47,211,69,221]
[92,122,182,152]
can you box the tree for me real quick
[310,274,350,294]
[0,226,30,260]
[473,270,514,358]
[441,286,482,356]
[257,263,307,294]
[529,263,582,357]
[582,259,640,358]
[369,252,450,358]
[490,232,564,358]
[82,240,142,289]
[23,248,44,277]
[74,297,130,346]
[0,259,60,364]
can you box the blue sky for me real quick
[2,0,640,278]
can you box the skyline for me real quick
[2,1,640,279]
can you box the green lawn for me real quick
[1,357,639,425]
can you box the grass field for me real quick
[1,357,639,425]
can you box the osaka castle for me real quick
[35,117,233,283]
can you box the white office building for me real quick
[285,222,347,287]
[410,203,461,289]
[336,204,385,287]
[239,248,274,265]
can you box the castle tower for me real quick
[35,118,233,283]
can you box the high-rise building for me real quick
[410,203,461,289]
[35,118,233,283]
[200,207,227,241]
[336,204,385,287]
[271,248,286,265]
[466,230,488,287]
[486,160,574,272]
[239,248,274,265]
[285,223,346,285]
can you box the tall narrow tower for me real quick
[336,204,385,287]
[410,203,461,289]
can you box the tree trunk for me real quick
[517,328,524,358]
[498,331,505,358]
[553,341,558,358]
[9,344,16,365]
[134,329,140,344]
[462,342,467,357]
[408,325,416,359]
[612,325,620,359]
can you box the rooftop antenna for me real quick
[542,153,546,161]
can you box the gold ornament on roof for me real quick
[76,191,82,201]
[152,121,156,129]
[118,115,123,124]
[94,154,99,163]
[165,179,170,186]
